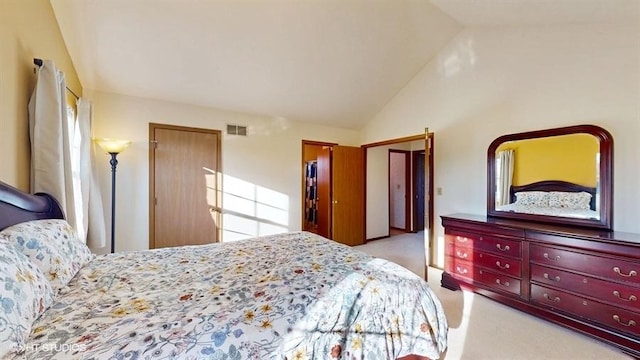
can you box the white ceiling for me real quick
[430,0,639,27]
[50,0,639,129]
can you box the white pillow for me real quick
[0,240,55,358]
[1,219,94,294]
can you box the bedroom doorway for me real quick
[363,131,434,279]
[149,123,222,249]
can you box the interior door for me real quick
[332,145,364,246]
[150,124,221,248]
[316,147,332,238]
[413,151,425,231]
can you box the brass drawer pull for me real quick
[455,250,468,259]
[613,267,637,278]
[455,266,468,275]
[496,244,510,252]
[543,293,560,303]
[456,236,468,242]
[543,273,561,282]
[613,315,637,327]
[613,291,638,302]
[495,261,510,270]
[495,279,510,287]
[543,253,561,261]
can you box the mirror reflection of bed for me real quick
[487,124,612,229]
[497,180,599,220]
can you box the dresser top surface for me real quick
[442,213,640,245]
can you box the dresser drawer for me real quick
[445,257,521,296]
[531,264,640,312]
[446,242,522,278]
[446,229,522,258]
[445,257,474,281]
[531,284,640,337]
[530,244,640,286]
[476,251,522,278]
[446,241,474,261]
[445,231,476,249]
[476,269,521,296]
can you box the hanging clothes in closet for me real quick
[304,161,318,230]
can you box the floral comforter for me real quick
[16,232,448,359]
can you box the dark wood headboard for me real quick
[510,180,597,210]
[0,180,65,230]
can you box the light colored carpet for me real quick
[354,232,632,360]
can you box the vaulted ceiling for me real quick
[50,0,638,129]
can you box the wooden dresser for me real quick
[441,214,640,357]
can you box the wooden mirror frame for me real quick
[487,124,613,230]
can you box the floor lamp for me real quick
[95,138,131,253]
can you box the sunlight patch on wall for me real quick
[438,36,476,77]
[222,174,289,242]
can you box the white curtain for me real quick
[497,149,515,206]
[28,60,77,231]
[77,99,107,248]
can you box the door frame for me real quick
[362,132,435,278]
[149,123,222,249]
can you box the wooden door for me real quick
[413,151,425,231]
[301,140,336,233]
[150,124,221,248]
[316,147,332,238]
[332,146,364,246]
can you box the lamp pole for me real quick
[95,138,131,254]
[109,152,119,253]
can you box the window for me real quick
[66,106,85,240]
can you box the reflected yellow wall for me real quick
[498,133,599,187]
[0,0,82,190]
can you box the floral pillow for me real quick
[548,191,592,210]
[514,191,550,207]
[0,241,54,358]
[1,219,94,294]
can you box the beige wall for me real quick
[0,0,82,190]
[363,23,640,266]
[5,6,639,259]
[85,90,361,254]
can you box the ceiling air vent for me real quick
[226,124,247,136]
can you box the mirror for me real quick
[487,125,613,230]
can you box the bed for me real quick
[496,180,598,220]
[0,181,448,360]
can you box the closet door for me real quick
[332,146,364,246]
[150,124,221,249]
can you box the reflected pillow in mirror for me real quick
[548,191,592,210]
[514,191,550,207]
